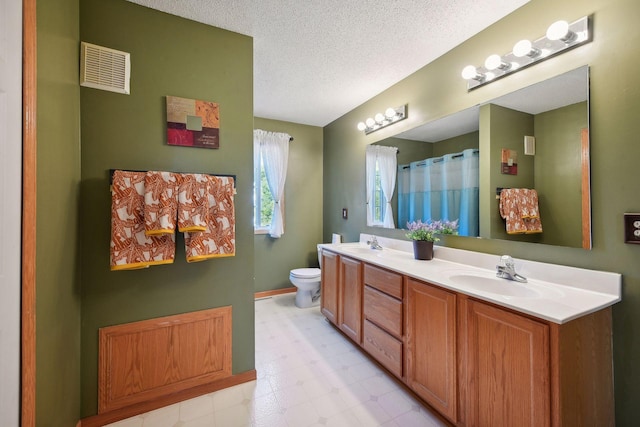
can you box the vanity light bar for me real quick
[357,105,407,135]
[462,16,591,90]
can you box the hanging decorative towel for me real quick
[144,171,180,236]
[184,175,236,262]
[178,173,210,232]
[499,188,543,234]
[110,170,176,270]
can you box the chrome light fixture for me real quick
[461,15,591,90]
[357,105,407,134]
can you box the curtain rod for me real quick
[399,148,479,168]
[254,129,293,142]
[109,169,236,185]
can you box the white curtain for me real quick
[365,147,377,226]
[254,129,290,238]
[365,145,398,228]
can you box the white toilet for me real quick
[289,246,322,308]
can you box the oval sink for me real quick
[339,246,412,262]
[341,246,377,255]
[447,274,541,298]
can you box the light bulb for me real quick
[546,20,576,42]
[484,54,511,71]
[357,122,366,131]
[374,113,385,123]
[484,54,501,70]
[461,65,478,80]
[365,118,375,128]
[513,40,531,57]
[385,107,397,119]
[513,39,539,58]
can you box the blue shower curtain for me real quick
[398,148,479,237]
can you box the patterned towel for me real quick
[110,170,176,270]
[184,175,236,262]
[178,173,210,232]
[144,171,180,236]
[499,188,543,234]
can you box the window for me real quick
[254,153,274,232]
[253,129,290,237]
[372,161,386,225]
[365,145,398,228]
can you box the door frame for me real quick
[22,0,37,425]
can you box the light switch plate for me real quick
[342,208,348,219]
[623,213,640,244]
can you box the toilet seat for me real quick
[290,268,321,279]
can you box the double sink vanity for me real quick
[319,235,620,426]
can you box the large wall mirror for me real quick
[374,66,591,249]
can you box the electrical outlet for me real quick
[623,213,640,244]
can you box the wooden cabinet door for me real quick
[406,278,457,423]
[466,300,550,427]
[339,256,363,343]
[320,251,339,325]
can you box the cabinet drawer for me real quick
[364,264,403,299]
[363,320,403,378]
[364,286,402,338]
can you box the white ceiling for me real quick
[126,0,529,127]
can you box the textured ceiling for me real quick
[126,0,529,126]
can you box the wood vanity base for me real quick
[321,250,615,427]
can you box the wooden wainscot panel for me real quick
[98,306,232,413]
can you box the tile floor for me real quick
[106,294,447,427]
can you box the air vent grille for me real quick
[80,42,130,94]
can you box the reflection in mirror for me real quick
[374,66,590,249]
[397,147,480,237]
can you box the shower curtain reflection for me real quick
[398,148,479,236]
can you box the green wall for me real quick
[36,0,82,425]
[480,102,586,245]
[482,104,536,242]
[253,118,324,292]
[535,102,587,247]
[79,0,254,417]
[323,0,640,425]
[432,131,479,157]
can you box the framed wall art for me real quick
[166,95,220,149]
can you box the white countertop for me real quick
[319,235,621,324]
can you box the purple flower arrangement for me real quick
[405,219,459,242]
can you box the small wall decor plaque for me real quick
[166,96,220,149]
[501,148,518,175]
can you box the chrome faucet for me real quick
[496,255,527,283]
[367,235,383,250]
